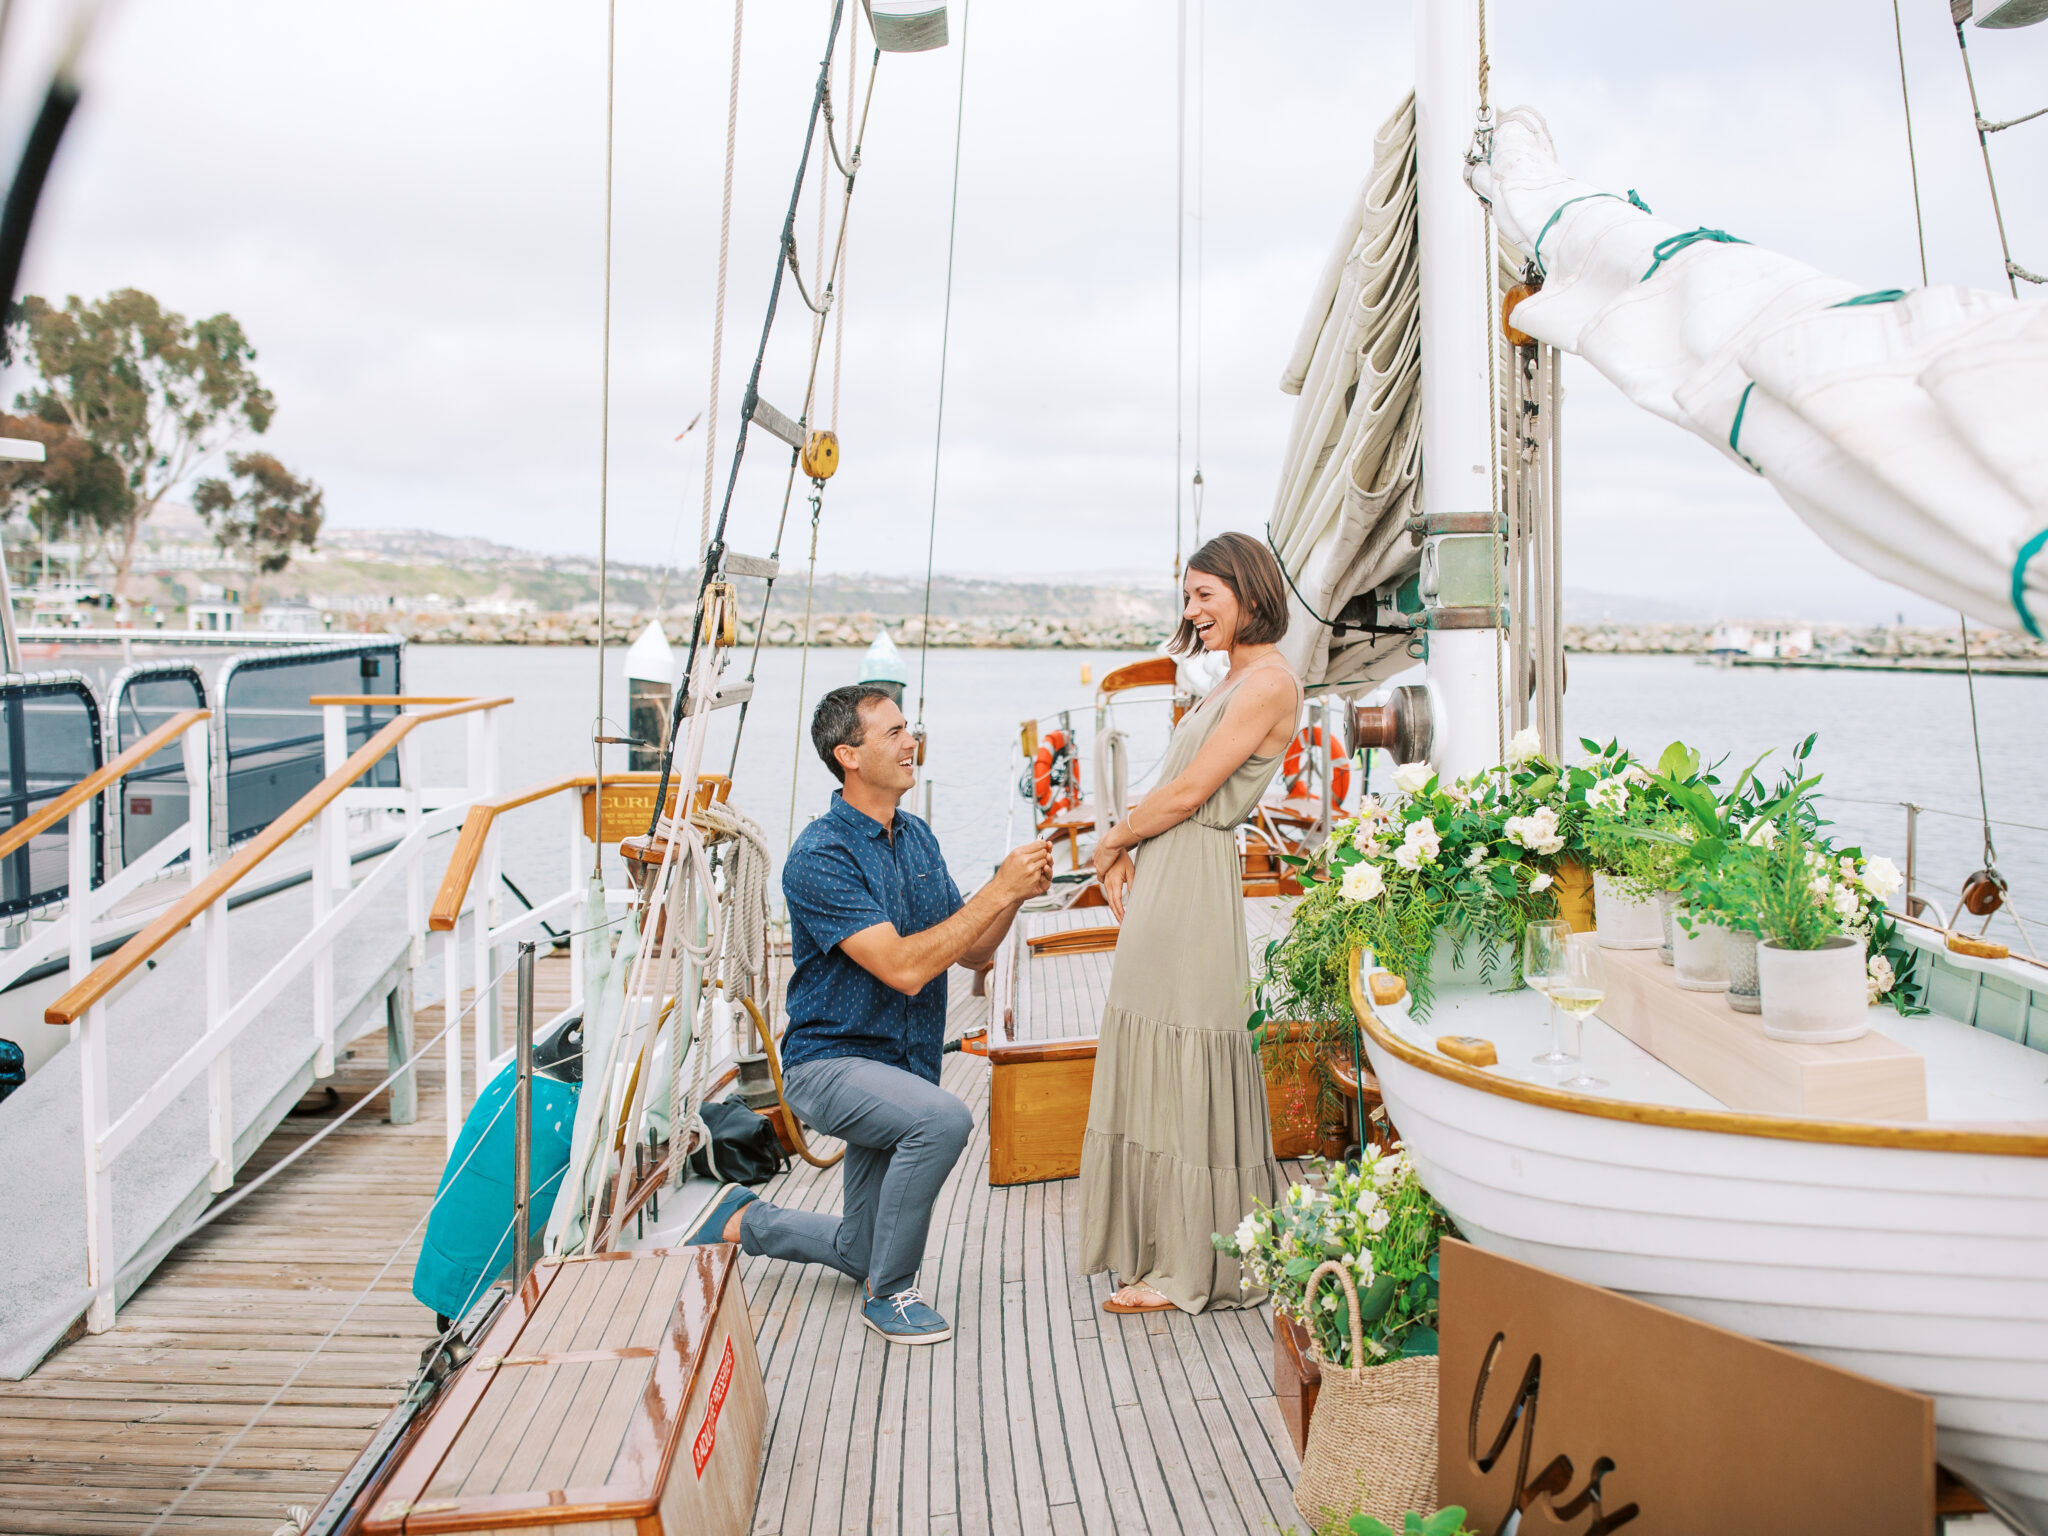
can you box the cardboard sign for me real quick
[1438,1240,1933,1534]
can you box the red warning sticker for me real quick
[692,1335,736,1478]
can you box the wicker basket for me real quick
[1291,1260,1439,1530]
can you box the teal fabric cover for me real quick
[411,1062,579,1321]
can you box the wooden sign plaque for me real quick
[1439,1240,1934,1535]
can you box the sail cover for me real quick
[1269,95,1421,689]
[1469,106,2048,638]
[1270,95,1523,688]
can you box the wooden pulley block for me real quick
[913,724,927,766]
[1959,867,2007,917]
[1501,280,1540,347]
[699,581,739,647]
[802,428,839,480]
[692,774,733,813]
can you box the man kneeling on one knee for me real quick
[688,684,1052,1344]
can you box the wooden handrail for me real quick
[429,773,589,931]
[0,708,210,865]
[307,695,479,707]
[45,695,510,1026]
[426,770,698,931]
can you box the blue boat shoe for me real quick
[683,1183,757,1246]
[860,1286,952,1345]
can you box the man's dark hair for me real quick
[1169,529,1292,655]
[811,684,897,784]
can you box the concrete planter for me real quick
[1758,936,1869,1044]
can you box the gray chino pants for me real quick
[737,1055,973,1299]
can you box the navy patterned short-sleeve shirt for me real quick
[780,792,965,1084]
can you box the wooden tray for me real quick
[1599,947,1926,1120]
[363,1246,763,1535]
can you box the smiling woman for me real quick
[1078,531,1302,1315]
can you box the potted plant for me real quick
[1735,820,1874,1043]
[1215,1146,1453,1531]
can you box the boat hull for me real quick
[1363,1035,2048,1535]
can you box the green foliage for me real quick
[1732,819,1844,951]
[193,451,324,578]
[1283,1503,1475,1536]
[1213,1149,1451,1369]
[9,289,276,596]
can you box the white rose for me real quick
[1623,764,1653,787]
[1530,871,1554,893]
[1744,818,1780,849]
[1839,855,1860,879]
[1232,1213,1260,1252]
[1867,952,1895,1001]
[1341,862,1385,902]
[1392,762,1435,795]
[1832,885,1861,921]
[1588,777,1629,815]
[1862,856,1903,901]
[1351,821,1385,857]
[1393,842,1426,872]
[1507,725,1543,766]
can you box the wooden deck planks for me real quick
[3,928,1301,1536]
[739,983,1300,1536]
[0,1000,483,1536]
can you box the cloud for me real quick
[4,0,2041,623]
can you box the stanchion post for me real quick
[512,940,536,1289]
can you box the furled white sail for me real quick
[1268,94,1421,690]
[1270,95,1521,690]
[1469,106,2048,639]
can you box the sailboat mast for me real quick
[1414,0,1507,781]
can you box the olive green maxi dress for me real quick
[1077,662,1294,1311]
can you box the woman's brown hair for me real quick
[1168,531,1291,655]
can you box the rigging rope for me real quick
[1949,17,2029,295]
[1888,0,1929,287]
[594,0,618,810]
[704,0,745,561]
[1479,0,1505,764]
[913,0,972,737]
[1190,0,1206,550]
[649,0,852,835]
[1640,227,1746,282]
[1957,613,2000,872]
[1173,0,1186,583]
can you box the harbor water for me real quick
[408,646,2047,953]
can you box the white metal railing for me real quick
[46,695,509,1333]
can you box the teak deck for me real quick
[0,960,1305,1535]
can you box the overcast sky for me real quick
[5,0,2044,621]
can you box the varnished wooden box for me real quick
[363,1247,764,1536]
[1599,947,1926,1120]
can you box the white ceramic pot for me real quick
[1593,873,1663,950]
[1670,908,1729,992]
[1757,936,1870,1043]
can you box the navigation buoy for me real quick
[859,626,910,706]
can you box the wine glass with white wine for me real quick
[1525,920,1573,1067]
[1553,935,1609,1090]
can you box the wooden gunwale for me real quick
[44,695,510,1026]
[0,706,208,862]
[1346,947,2048,1158]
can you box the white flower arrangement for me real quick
[1503,805,1565,856]
[1506,725,1543,766]
[1587,776,1630,816]
[1867,951,1896,1003]
[1341,861,1385,903]
[1392,761,1435,795]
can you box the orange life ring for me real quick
[1284,726,1351,805]
[1032,730,1081,817]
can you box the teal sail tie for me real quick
[1728,382,1763,476]
[2015,527,2048,640]
[1641,228,1748,282]
[1532,192,1623,277]
[1831,289,1908,308]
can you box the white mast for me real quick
[1414,0,1506,782]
